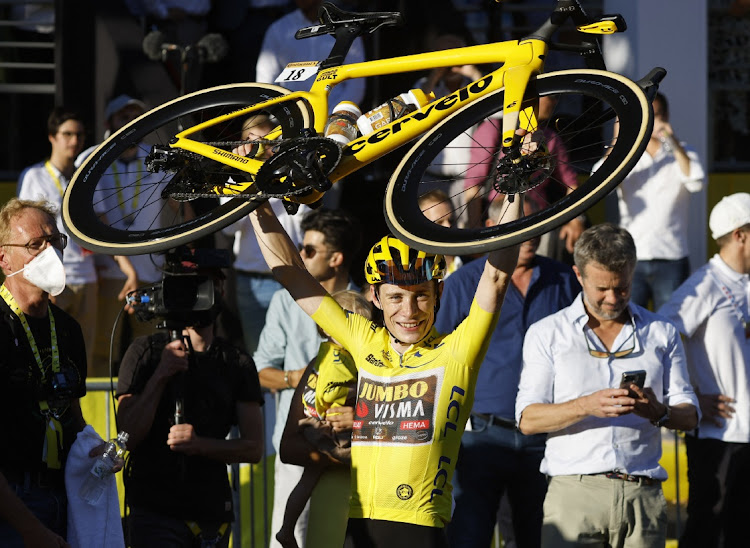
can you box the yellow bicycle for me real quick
[62,0,663,256]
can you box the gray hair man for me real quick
[516,223,699,548]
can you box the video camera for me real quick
[125,247,232,326]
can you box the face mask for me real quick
[6,245,66,296]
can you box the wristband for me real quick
[284,371,293,389]
[651,405,671,428]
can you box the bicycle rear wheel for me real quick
[62,83,310,255]
[384,69,653,254]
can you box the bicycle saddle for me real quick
[295,2,403,40]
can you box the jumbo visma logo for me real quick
[352,373,438,445]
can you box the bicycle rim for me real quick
[63,83,310,255]
[384,69,653,254]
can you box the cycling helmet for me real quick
[364,235,446,286]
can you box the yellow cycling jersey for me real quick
[314,341,358,419]
[312,295,499,528]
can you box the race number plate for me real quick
[275,61,320,83]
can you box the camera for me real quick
[125,247,231,326]
[40,365,82,410]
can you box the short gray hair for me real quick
[573,223,636,274]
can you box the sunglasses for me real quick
[1,233,68,257]
[298,243,331,259]
[585,315,637,359]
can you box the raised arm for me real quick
[473,197,522,313]
[249,201,327,316]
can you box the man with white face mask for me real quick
[0,198,90,547]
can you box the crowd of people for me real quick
[2,2,746,548]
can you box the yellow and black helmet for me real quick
[364,235,446,286]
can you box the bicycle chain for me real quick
[162,137,340,201]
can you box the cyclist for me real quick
[249,199,521,547]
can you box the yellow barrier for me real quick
[81,378,273,548]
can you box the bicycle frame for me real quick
[170,37,549,199]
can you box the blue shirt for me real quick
[435,255,579,419]
[254,288,323,453]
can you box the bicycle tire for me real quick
[62,83,311,255]
[384,69,653,254]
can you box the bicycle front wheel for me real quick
[63,83,311,255]
[384,69,653,254]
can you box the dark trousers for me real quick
[344,518,448,548]
[446,414,547,548]
[127,506,230,548]
[680,436,750,548]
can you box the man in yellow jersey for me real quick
[249,198,521,547]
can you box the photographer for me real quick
[116,253,264,548]
[0,199,91,547]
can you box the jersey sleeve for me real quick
[442,298,499,371]
[311,295,376,363]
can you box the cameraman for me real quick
[116,263,264,548]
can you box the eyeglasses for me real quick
[298,243,331,259]
[585,316,637,359]
[57,130,86,140]
[1,233,68,256]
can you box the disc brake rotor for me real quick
[492,131,556,196]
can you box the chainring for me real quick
[255,137,341,198]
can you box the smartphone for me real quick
[619,370,647,398]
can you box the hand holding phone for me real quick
[619,370,646,398]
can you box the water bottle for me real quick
[79,431,129,505]
[660,133,675,155]
[324,101,362,145]
[357,89,435,136]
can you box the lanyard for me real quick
[708,269,750,339]
[111,158,142,213]
[44,161,64,196]
[0,284,64,468]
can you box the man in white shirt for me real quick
[606,93,704,310]
[516,223,699,548]
[658,193,750,548]
[18,107,109,375]
[77,95,160,376]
